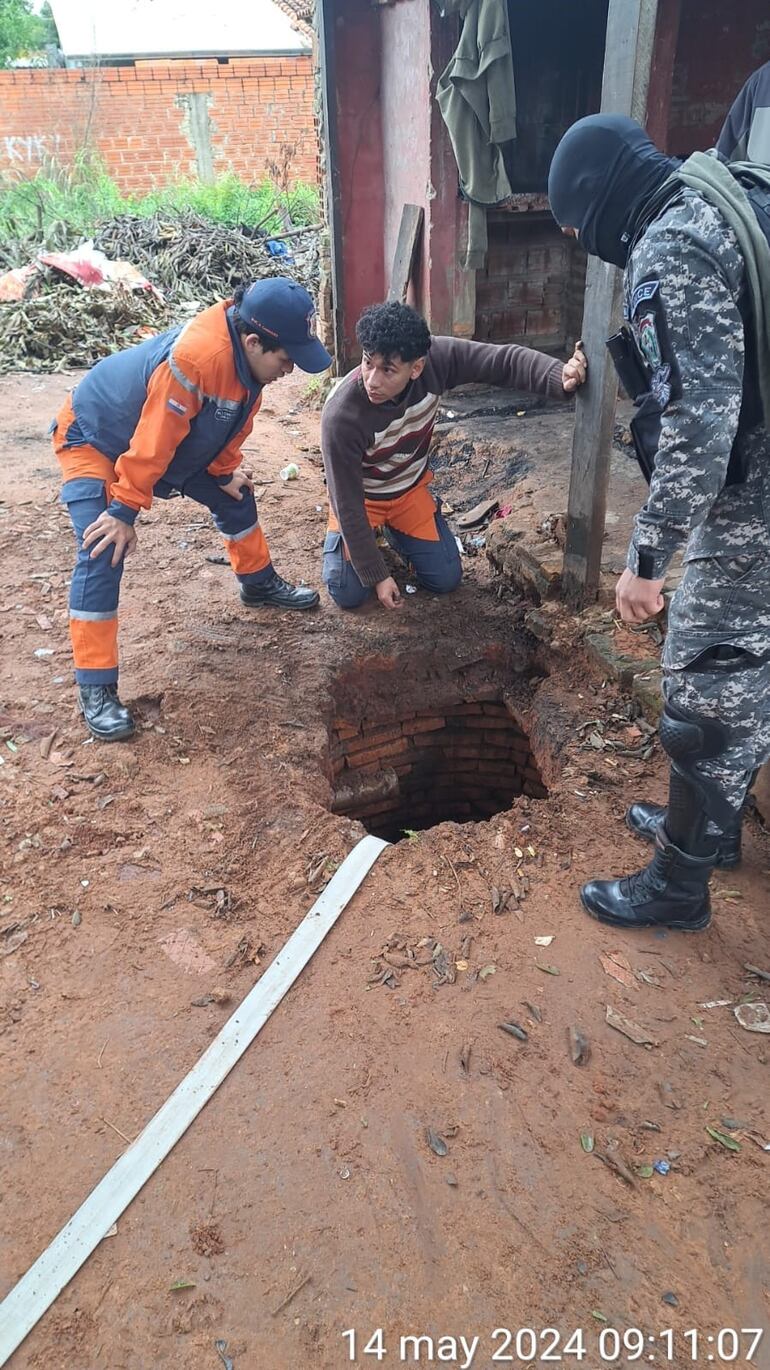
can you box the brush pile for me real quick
[0,278,170,373]
[94,211,319,303]
[0,212,320,373]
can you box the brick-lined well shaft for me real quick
[330,700,547,841]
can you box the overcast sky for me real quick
[46,0,309,57]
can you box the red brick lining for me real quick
[330,699,547,840]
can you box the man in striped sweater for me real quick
[320,302,586,610]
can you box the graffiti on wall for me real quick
[2,133,62,164]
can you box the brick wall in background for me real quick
[475,211,580,354]
[0,57,317,192]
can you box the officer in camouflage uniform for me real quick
[548,114,770,931]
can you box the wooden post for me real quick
[388,204,424,303]
[562,0,660,606]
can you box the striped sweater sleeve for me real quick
[321,398,389,588]
[427,336,565,397]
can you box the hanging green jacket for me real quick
[435,0,517,268]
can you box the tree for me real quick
[0,0,57,66]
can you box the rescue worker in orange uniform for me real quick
[53,277,331,741]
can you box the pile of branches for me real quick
[93,211,320,303]
[0,276,170,374]
[0,212,320,373]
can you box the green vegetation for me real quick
[134,174,319,231]
[0,156,320,258]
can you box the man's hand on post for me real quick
[82,513,138,568]
[615,567,665,623]
[375,576,403,610]
[220,468,255,501]
[562,340,587,393]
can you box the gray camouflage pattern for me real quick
[626,189,770,817]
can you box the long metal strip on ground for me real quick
[0,834,388,1366]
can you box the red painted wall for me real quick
[329,0,386,360]
[667,0,770,155]
[328,0,473,359]
[0,58,316,192]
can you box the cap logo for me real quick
[248,316,279,338]
[306,308,316,341]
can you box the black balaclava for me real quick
[548,114,680,268]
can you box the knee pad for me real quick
[659,700,729,767]
[659,701,735,830]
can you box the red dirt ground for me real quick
[0,370,768,1370]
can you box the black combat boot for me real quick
[580,831,714,930]
[581,764,720,930]
[78,684,135,742]
[625,801,742,868]
[240,571,319,611]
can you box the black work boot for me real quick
[78,684,135,742]
[626,801,743,867]
[580,829,714,930]
[240,571,319,611]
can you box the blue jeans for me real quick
[323,510,462,609]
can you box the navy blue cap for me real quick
[238,277,332,373]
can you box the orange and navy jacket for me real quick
[57,301,262,524]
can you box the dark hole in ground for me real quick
[330,698,548,843]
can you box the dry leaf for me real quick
[599,951,636,990]
[49,749,74,768]
[39,730,58,760]
[595,1148,636,1186]
[568,1025,591,1065]
[0,931,28,957]
[426,1128,448,1157]
[605,1004,658,1047]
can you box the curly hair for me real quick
[355,301,432,363]
[231,284,282,352]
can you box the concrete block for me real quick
[584,632,660,691]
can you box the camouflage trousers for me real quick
[662,551,770,824]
